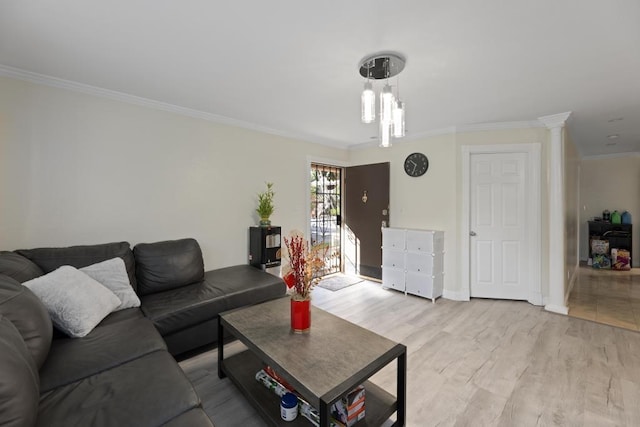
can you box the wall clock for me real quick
[404,152,429,177]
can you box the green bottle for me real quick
[611,210,621,224]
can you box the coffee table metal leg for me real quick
[397,350,406,426]
[319,400,330,427]
[217,317,226,379]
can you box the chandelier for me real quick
[359,53,406,147]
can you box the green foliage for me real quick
[256,182,275,218]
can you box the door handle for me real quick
[470,231,477,236]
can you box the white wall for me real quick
[350,127,551,301]
[564,130,581,289]
[1,75,557,302]
[580,154,640,266]
[348,134,458,296]
[0,76,348,270]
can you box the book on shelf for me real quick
[255,368,366,427]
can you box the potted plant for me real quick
[256,182,275,226]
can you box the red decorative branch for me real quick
[283,232,327,300]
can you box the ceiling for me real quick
[1,1,639,157]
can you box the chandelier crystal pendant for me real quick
[361,81,375,123]
[392,99,405,138]
[380,83,395,124]
[359,52,406,147]
[380,118,392,148]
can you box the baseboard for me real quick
[358,274,381,283]
[544,303,569,315]
[528,290,544,306]
[443,289,470,301]
[565,265,579,306]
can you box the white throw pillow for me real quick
[22,266,121,338]
[80,258,141,311]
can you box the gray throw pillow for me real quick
[22,266,121,338]
[80,258,140,311]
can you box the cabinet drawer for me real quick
[382,268,405,291]
[382,228,406,250]
[405,252,444,274]
[406,230,444,253]
[382,250,405,268]
[405,272,443,300]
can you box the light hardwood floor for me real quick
[180,281,640,427]
[568,265,640,331]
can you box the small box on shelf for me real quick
[330,385,365,427]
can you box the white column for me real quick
[539,112,571,315]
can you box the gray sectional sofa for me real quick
[0,238,286,426]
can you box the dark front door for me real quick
[344,162,390,279]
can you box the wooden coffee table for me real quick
[218,297,406,426]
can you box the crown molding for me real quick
[581,151,640,160]
[0,64,349,148]
[538,112,572,129]
[0,64,572,152]
[456,120,545,133]
[347,120,551,150]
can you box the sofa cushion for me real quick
[80,258,141,311]
[204,265,286,309]
[0,274,52,368]
[141,265,285,338]
[0,315,40,427]
[134,238,204,296]
[97,306,145,327]
[162,319,218,357]
[23,266,121,338]
[140,280,228,337]
[162,408,214,427]
[38,350,201,427]
[16,241,137,290]
[39,314,166,393]
[0,251,44,282]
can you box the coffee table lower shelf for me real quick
[221,350,398,426]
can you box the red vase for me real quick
[290,298,311,333]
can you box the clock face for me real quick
[404,152,429,177]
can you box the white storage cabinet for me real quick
[382,228,444,302]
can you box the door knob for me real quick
[470,231,477,236]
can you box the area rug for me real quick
[316,274,364,292]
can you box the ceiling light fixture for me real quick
[359,53,406,148]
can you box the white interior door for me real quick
[470,152,529,300]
